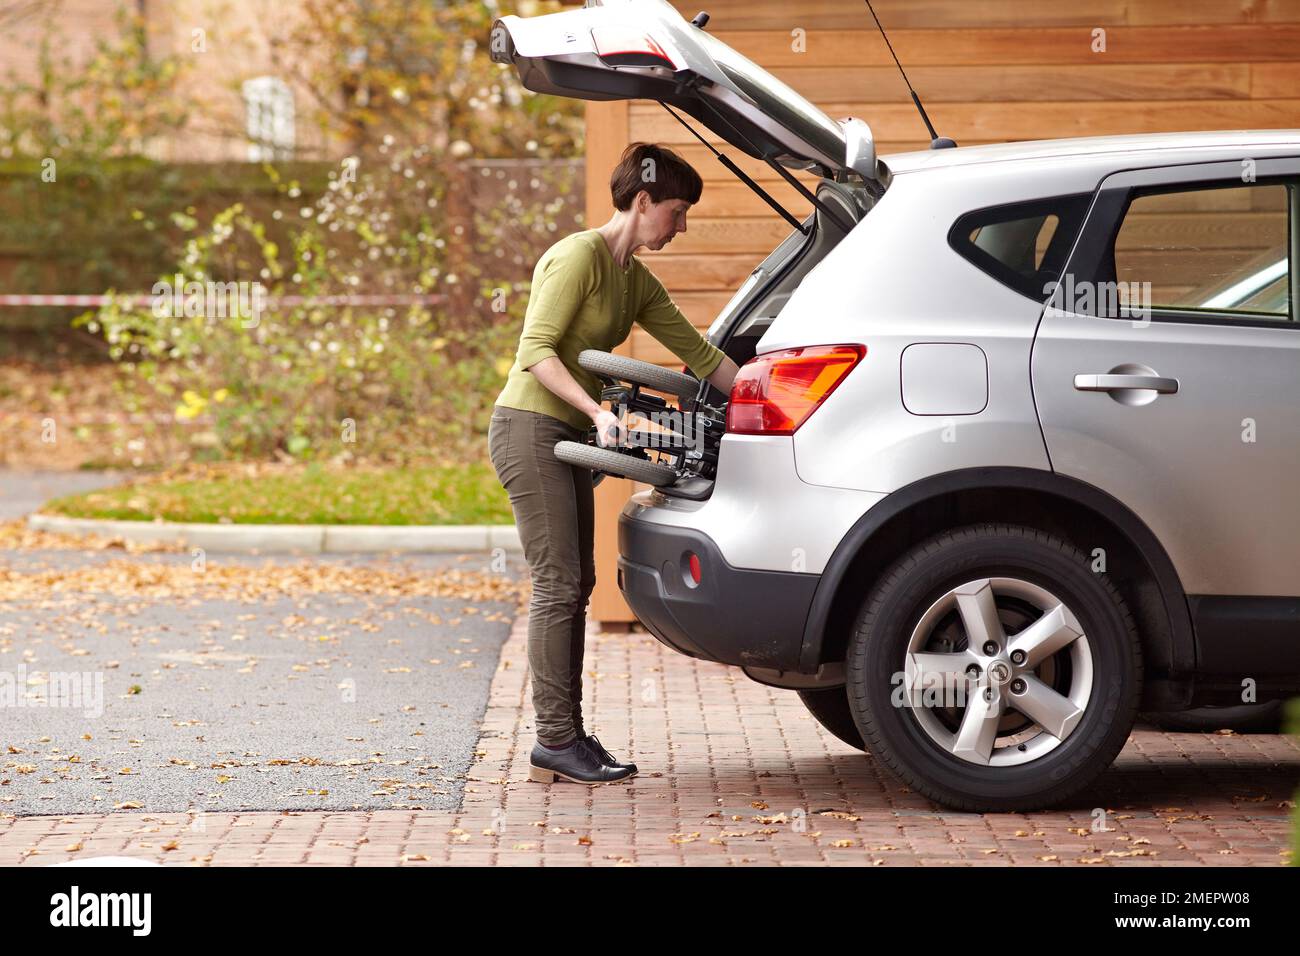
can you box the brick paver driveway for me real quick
[3,611,1295,866]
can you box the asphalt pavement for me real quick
[0,470,126,521]
[0,470,527,816]
[0,549,524,815]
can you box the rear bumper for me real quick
[617,511,819,671]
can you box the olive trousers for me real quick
[488,404,595,747]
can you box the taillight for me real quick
[726,345,864,435]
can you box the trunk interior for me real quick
[657,178,876,500]
[704,178,872,398]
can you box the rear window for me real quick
[948,194,1092,301]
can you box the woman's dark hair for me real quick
[609,142,703,211]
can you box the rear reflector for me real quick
[726,345,865,435]
[687,552,701,585]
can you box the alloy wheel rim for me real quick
[902,577,1093,767]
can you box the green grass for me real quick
[1289,699,1300,867]
[44,462,513,526]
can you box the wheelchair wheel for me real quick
[554,440,678,486]
[578,350,699,401]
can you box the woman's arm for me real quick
[635,274,741,400]
[705,355,741,396]
[531,352,736,447]
[527,355,623,446]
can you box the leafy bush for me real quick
[79,145,580,464]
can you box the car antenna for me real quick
[863,0,957,150]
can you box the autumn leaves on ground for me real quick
[0,459,530,816]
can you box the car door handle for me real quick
[1073,374,1179,394]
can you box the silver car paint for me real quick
[881,130,1300,176]
[901,344,989,416]
[632,133,1300,595]
[1034,309,1300,596]
[1034,156,1300,597]
[622,435,884,576]
[772,160,1082,493]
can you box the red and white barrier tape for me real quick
[0,293,448,307]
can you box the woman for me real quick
[489,142,740,784]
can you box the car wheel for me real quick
[1143,700,1285,734]
[845,523,1142,812]
[797,687,867,750]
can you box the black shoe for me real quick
[528,736,637,784]
[582,734,637,774]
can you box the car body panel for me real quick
[624,135,1300,671]
[622,434,884,575]
[617,515,818,670]
[763,161,1085,493]
[489,0,875,181]
[1032,156,1300,597]
[1034,310,1300,596]
[881,130,1300,176]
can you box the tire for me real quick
[797,687,867,750]
[553,440,677,486]
[578,350,699,400]
[1144,700,1285,734]
[845,523,1142,812]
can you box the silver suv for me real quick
[493,0,1300,810]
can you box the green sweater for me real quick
[494,228,726,431]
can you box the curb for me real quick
[27,512,523,555]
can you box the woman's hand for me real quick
[592,408,624,447]
[523,356,623,446]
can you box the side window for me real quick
[1113,182,1292,320]
[949,195,1092,301]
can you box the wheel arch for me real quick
[798,468,1196,684]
